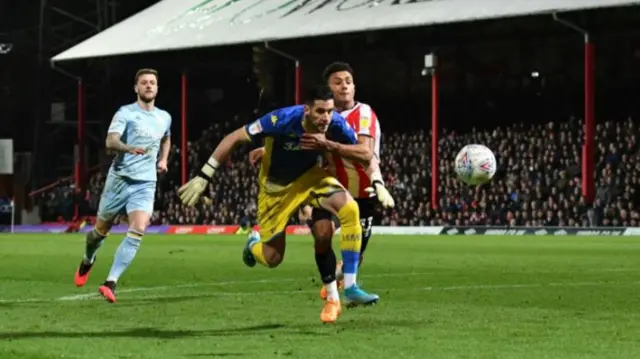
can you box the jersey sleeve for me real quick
[107,107,128,135]
[244,108,287,143]
[328,112,358,145]
[355,104,378,139]
[164,112,172,137]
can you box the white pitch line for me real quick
[55,271,433,301]
[0,269,637,304]
[52,280,638,303]
[3,273,429,304]
[56,278,299,301]
[54,279,640,302]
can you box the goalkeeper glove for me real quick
[365,179,395,208]
[178,157,219,207]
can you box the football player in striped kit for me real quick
[311,62,394,303]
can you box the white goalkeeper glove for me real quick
[178,157,219,207]
[365,179,395,208]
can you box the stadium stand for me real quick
[34,115,638,228]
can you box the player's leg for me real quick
[334,198,375,281]
[315,190,379,308]
[309,208,344,323]
[74,173,125,287]
[243,230,287,268]
[98,181,154,303]
[310,207,341,300]
[242,188,300,268]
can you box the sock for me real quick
[315,249,337,284]
[336,263,344,281]
[83,228,108,265]
[324,281,340,301]
[360,229,372,266]
[336,200,362,289]
[250,232,285,268]
[105,231,142,283]
[250,242,269,267]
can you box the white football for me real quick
[454,144,497,185]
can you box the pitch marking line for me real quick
[56,268,639,302]
[63,280,639,302]
[0,269,636,304]
[55,272,431,301]
[0,272,431,303]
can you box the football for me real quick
[454,144,497,185]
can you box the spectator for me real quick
[35,117,640,228]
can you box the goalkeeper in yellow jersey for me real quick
[177,86,378,323]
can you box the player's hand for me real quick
[178,158,219,207]
[249,147,266,166]
[298,205,313,222]
[365,180,395,208]
[178,177,209,207]
[300,133,328,150]
[157,159,168,173]
[128,147,146,155]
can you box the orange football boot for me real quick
[319,260,343,300]
[98,281,117,303]
[74,260,94,287]
[320,299,342,324]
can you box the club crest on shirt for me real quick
[248,121,263,135]
[359,117,370,129]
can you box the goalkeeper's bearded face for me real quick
[305,99,334,133]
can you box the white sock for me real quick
[343,274,356,289]
[325,281,340,301]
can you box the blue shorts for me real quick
[97,172,156,222]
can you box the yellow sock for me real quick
[337,200,362,288]
[250,242,270,267]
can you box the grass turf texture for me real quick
[0,234,639,359]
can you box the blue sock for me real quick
[337,202,363,289]
[106,231,142,283]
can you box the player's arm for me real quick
[159,136,171,160]
[249,146,266,166]
[209,127,252,168]
[325,135,374,164]
[363,149,395,207]
[325,113,373,164]
[178,111,277,206]
[358,109,394,207]
[159,116,172,162]
[105,109,144,154]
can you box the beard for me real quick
[139,92,156,103]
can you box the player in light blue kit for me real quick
[73,69,172,303]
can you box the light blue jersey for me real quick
[97,102,171,221]
[107,102,171,182]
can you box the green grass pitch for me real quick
[0,234,639,359]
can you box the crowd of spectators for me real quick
[34,115,639,228]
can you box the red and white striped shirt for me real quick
[326,102,381,199]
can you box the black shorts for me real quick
[309,197,376,238]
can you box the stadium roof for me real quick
[52,0,640,62]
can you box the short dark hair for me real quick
[305,85,334,105]
[322,62,354,82]
[135,68,158,84]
